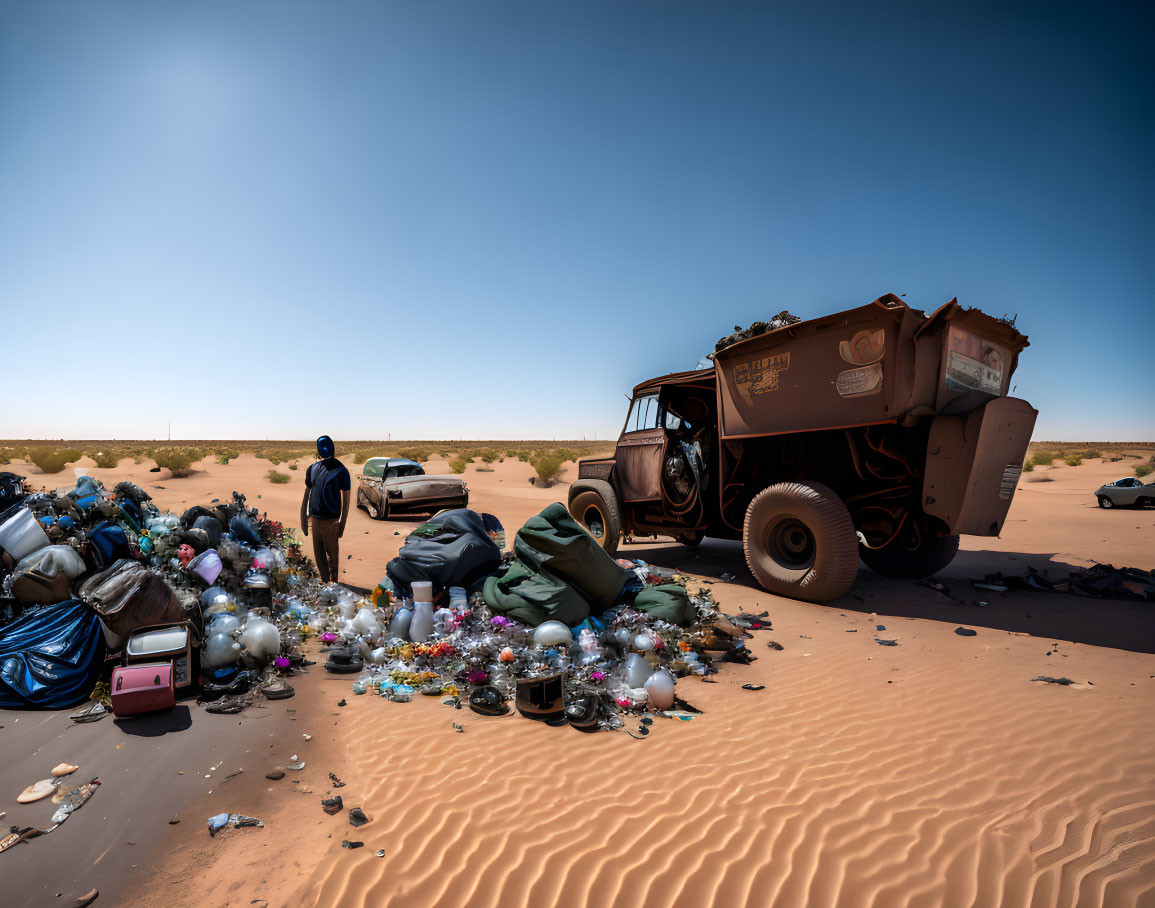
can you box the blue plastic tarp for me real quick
[0,599,106,710]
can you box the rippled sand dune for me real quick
[92,451,1154,907]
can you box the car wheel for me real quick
[356,489,369,512]
[743,481,858,602]
[860,532,960,580]
[1098,496,1113,509]
[570,489,621,555]
[366,496,387,520]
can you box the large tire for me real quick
[1098,496,1113,509]
[860,532,960,580]
[743,482,858,602]
[356,489,369,512]
[570,489,621,556]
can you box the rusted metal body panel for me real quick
[615,428,665,501]
[715,297,921,439]
[576,458,614,483]
[713,295,1029,440]
[923,397,1037,536]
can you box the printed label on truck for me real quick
[734,352,791,404]
[836,362,883,398]
[945,325,1006,394]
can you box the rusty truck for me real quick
[568,294,1037,602]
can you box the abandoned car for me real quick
[569,293,1037,602]
[1094,477,1155,509]
[355,457,469,519]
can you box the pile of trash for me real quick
[289,503,755,733]
[970,563,1154,601]
[713,311,802,354]
[0,470,315,714]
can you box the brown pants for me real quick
[310,516,341,583]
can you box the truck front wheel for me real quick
[570,490,621,556]
[743,482,858,602]
[860,532,959,580]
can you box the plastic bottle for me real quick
[433,608,455,637]
[389,607,412,642]
[448,586,468,610]
[409,582,435,642]
[644,667,676,710]
[625,652,651,688]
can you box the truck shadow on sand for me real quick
[622,539,1155,655]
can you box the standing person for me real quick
[301,435,351,583]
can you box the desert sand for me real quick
[6,451,1155,907]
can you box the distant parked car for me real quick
[355,457,469,519]
[1094,477,1155,509]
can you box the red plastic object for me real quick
[110,661,175,716]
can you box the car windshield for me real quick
[362,458,388,478]
[386,463,425,479]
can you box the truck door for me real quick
[616,393,665,501]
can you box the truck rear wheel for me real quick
[860,532,959,580]
[743,482,858,602]
[571,490,621,556]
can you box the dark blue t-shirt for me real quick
[306,458,350,520]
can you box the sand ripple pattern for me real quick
[304,627,1155,907]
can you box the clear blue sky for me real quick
[1,1,1150,442]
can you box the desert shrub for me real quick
[153,449,197,477]
[1064,455,1083,467]
[480,451,499,464]
[28,447,81,474]
[267,469,291,484]
[353,451,367,465]
[1135,463,1153,478]
[399,449,431,463]
[288,463,298,470]
[90,451,119,468]
[1022,461,1034,473]
[1082,449,1101,459]
[450,456,468,474]
[532,452,566,487]
[1030,451,1055,467]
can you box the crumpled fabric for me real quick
[0,600,106,709]
[483,503,632,627]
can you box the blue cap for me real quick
[316,435,335,458]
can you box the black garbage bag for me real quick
[385,509,501,599]
[0,599,106,709]
[0,472,26,511]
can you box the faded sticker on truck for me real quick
[839,328,885,365]
[945,324,1006,394]
[836,362,883,398]
[734,352,790,404]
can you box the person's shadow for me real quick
[113,704,192,736]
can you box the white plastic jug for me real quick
[0,507,50,563]
[389,606,412,642]
[645,667,676,710]
[625,652,651,689]
[410,600,434,642]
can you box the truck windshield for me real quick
[626,394,660,433]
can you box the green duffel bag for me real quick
[633,583,696,626]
